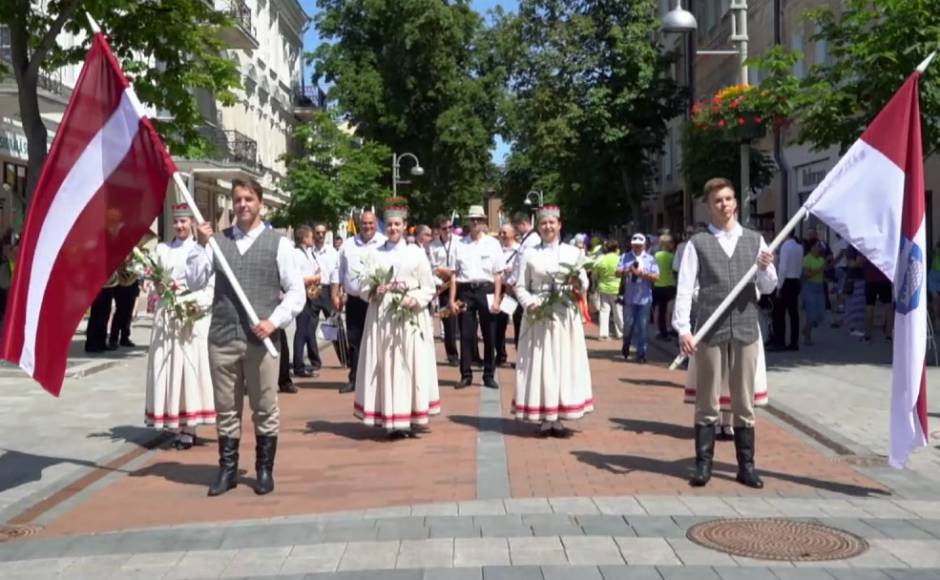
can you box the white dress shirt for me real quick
[334,232,387,297]
[429,237,457,271]
[186,223,305,330]
[672,223,778,337]
[310,243,339,283]
[777,237,804,288]
[293,246,316,278]
[500,242,521,286]
[453,234,503,283]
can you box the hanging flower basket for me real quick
[691,84,787,143]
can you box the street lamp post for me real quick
[662,0,752,226]
[523,190,544,222]
[392,152,424,197]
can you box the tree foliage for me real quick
[0,0,242,196]
[276,111,390,228]
[310,0,505,223]
[793,0,940,155]
[680,126,777,201]
[496,0,685,232]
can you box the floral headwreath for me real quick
[537,204,561,220]
[384,196,409,220]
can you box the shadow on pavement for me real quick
[130,462,248,487]
[303,420,391,441]
[295,380,347,391]
[618,377,684,389]
[572,450,889,497]
[448,414,535,438]
[0,450,114,493]
[86,425,164,447]
[610,418,692,439]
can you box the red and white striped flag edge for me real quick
[1,33,176,396]
[804,73,928,468]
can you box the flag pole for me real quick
[917,51,937,74]
[85,13,101,34]
[171,172,280,358]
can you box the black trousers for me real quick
[652,285,677,336]
[772,278,801,347]
[457,284,496,380]
[86,287,115,350]
[278,329,292,387]
[345,295,369,383]
[494,305,523,359]
[293,300,318,373]
[109,281,139,344]
[438,292,458,357]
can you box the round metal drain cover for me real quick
[0,524,42,543]
[687,518,868,561]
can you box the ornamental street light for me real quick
[392,152,424,197]
[523,190,544,208]
[662,0,753,226]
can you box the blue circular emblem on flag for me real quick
[895,238,924,315]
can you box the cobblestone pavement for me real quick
[1,319,939,578]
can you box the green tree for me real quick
[0,0,241,196]
[680,127,777,201]
[794,0,940,154]
[310,0,505,223]
[276,110,390,228]
[497,0,685,232]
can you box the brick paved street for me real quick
[1,319,939,578]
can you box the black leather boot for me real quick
[734,426,764,488]
[690,424,715,487]
[254,435,278,495]
[207,437,239,496]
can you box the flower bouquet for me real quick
[526,262,586,323]
[131,247,207,330]
[360,258,424,337]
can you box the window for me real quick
[814,25,828,66]
[0,25,11,64]
[790,32,805,78]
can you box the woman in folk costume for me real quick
[354,198,441,439]
[513,204,594,437]
[145,204,216,449]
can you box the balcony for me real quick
[216,0,258,51]
[292,85,325,121]
[0,52,71,119]
[189,125,261,174]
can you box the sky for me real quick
[299,0,517,165]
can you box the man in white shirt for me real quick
[187,179,305,497]
[673,177,777,490]
[430,214,459,364]
[289,225,319,386]
[508,212,541,345]
[307,222,341,372]
[331,211,386,393]
[495,224,520,365]
[769,230,803,351]
[449,205,503,389]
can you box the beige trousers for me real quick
[210,339,280,438]
[694,339,758,427]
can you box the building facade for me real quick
[652,0,940,248]
[0,0,312,241]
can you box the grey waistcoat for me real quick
[691,229,761,346]
[208,227,282,346]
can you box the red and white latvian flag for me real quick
[1,32,175,396]
[803,71,927,468]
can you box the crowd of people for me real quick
[71,173,909,498]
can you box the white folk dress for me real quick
[513,240,594,421]
[354,239,441,430]
[145,237,216,428]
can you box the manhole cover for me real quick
[687,518,868,561]
[0,525,42,543]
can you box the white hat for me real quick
[466,205,487,219]
[631,233,646,245]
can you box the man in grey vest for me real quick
[187,179,304,497]
[673,177,777,489]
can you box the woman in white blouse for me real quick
[353,200,441,439]
[513,204,594,437]
[145,204,215,449]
